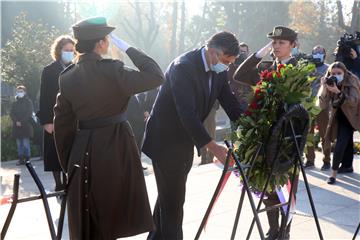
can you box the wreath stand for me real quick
[195,104,324,240]
[1,161,78,240]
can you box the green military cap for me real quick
[72,17,115,40]
[267,26,298,41]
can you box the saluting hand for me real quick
[110,33,130,52]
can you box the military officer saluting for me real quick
[234,26,298,240]
[54,17,165,239]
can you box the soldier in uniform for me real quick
[53,17,165,239]
[234,26,298,240]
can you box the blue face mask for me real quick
[61,51,74,64]
[312,53,324,62]
[211,62,228,74]
[291,47,299,56]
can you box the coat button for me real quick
[85,194,88,198]
[84,166,88,170]
[85,152,89,156]
[84,180,88,184]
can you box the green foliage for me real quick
[1,12,59,101]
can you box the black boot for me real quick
[16,156,25,166]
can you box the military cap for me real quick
[72,17,115,40]
[267,26,298,41]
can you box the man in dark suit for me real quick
[142,31,243,240]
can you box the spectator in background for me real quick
[37,35,75,191]
[304,45,331,170]
[319,62,360,184]
[335,42,360,79]
[10,85,34,165]
[228,42,251,111]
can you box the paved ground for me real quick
[1,150,359,240]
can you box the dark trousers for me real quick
[306,120,331,164]
[148,149,194,240]
[332,114,354,170]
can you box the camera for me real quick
[325,76,337,86]
[302,54,322,65]
[335,32,360,60]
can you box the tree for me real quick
[337,0,360,33]
[1,12,59,101]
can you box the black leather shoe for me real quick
[320,162,331,171]
[337,167,353,173]
[304,161,314,168]
[265,230,279,240]
[327,177,336,184]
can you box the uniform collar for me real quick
[276,56,293,65]
[201,47,211,72]
[77,52,102,63]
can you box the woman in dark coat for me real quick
[37,35,75,191]
[53,17,165,239]
[10,85,34,165]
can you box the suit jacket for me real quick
[142,47,242,160]
[54,48,164,239]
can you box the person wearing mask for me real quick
[304,45,331,170]
[228,42,251,110]
[37,35,75,191]
[53,17,164,239]
[10,86,34,165]
[142,31,243,239]
[234,26,298,240]
[319,62,360,184]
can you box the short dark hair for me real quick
[75,37,105,54]
[206,31,239,57]
[239,42,249,51]
[312,45,326,55]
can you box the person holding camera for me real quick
[319,62,360,184]
[335,34,360,79]
[304,45,331,170]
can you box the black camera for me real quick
[302,54,322,65]
[336,32,360,60]
[325,76,337,86]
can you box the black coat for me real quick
[10,96,34,139]
[142,47,242,160]
[38,61,64,171]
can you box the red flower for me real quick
[255,88,262,100]
[266,71,273,80]
[244,110,252,116]
[276,72,281,78]
[260,70,270,80]
[250,101,260,109]
[277,63,285,71]
[256,80,263,86]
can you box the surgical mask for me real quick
[335,74,344,83]
[291,47,299,56]
[312,53,324,62]
[16,91,25,98]
[211,62,228,74]
[61,51,74,64]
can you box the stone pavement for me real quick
[0,151,359,240]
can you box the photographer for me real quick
[319,62,360,185]
[304,45,331,170]
[335,33,360,79]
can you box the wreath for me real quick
[232,61,320,193]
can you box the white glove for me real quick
[255,41,273,59]
[110,33,130,52]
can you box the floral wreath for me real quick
[231,61,320,193]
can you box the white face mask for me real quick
[61,51,74,64]
[16,91,25,98]
[312,53,324,62]
[335,74,344,83]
